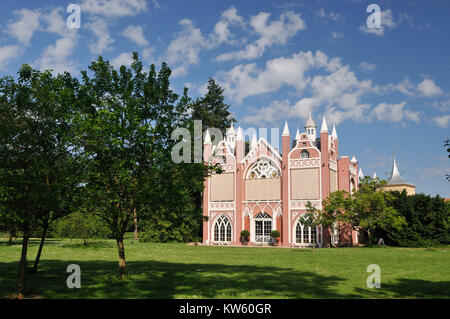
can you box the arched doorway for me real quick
[254,212,272,243]
[295,216,321,246]
[213,215,232,243]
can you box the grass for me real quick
[0,234,449,299]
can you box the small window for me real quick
[302,142,306,146]
[301,150,309,158]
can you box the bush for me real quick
[53,212,110,244]
[376,191,450,247]
[270,230,280,238]
[240,230,250,237]
[138,209,202,243]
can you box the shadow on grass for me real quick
[354,279,450,299]
[0,259,358,299]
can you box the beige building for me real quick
[383,156,415,195]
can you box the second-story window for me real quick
[301,150,309,158]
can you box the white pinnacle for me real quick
[204,129,211,144]
[227,123,236,136]
[373,171,377,179]
[236,126,243,141]
[358,167,364,180]
[320,116,328,132]
[251,132,258,148]
[295,128,301,141]
[282,121,290,136]
[332,125,338,139]
[351,156,357,163]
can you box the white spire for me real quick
[392,156,400,177]
[387,154,411,185]
[373,171,377,179]
[320,116,328,133]
[204,129,211,144]
[351,156,357,164]
[305,113,316,128]
[282,121,290,136]
[226,123,236,136]
[295,128,301,141]
[250,132,258,148]
[358,167,364,180]
[236,126,243,141]
[332,125,338,139]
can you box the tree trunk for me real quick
[17,231,30,299]
[116,238,126,278]
[312,229,316,253]
[8,232,13,244]
[31,221,48,273]
[133,208,138,241]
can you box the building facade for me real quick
[202,115,360,247]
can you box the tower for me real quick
[304,113,317,142]
[226,123,236,150]
[384,155,416,195]
[281,121,290,246]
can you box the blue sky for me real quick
[0,0,449,197]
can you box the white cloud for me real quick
[5,8,41,45]
[417,78,443,97]
[315,8,344,22]
[383,77,443,98]
[209,6,245,45]
[217,50,319,102]
[121,25,149,47]
[394,77,416,96]
[371,102,420,123]
[35,8,79,74]
[359,9,397,37]
[242,99,293,125]
[216,11,306,61]
[81,0,147,18]
[432,114,450,128]
[165,19,206,77]
[163,6,246,77]
[110,52,134,68]
[42,7,67,37]
[36,36,78,74]
[86,18,114,54]
[359,61,376,71]
[330,31,344,39]
[418,166,450,179]
[0,45,23,69]
[216,50,420,126]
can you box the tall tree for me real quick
[342,177,406,244]
[0,65,78,297]
[191,77,235,133]
[189,78,235,239]
[73,53,196,277]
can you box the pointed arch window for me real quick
[295,216,320,246]
[214,215,232,242]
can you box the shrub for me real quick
[53,212,110,244]
[270,230,280,238]
[240,230,250,237]
[376,191,450,247]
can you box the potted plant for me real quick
[240,230,250,245]
[270,230,280,246]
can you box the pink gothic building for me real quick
[202,115,360,247]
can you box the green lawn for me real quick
[0,235,449,299]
